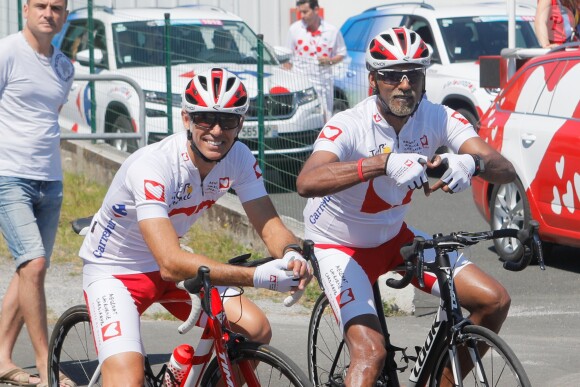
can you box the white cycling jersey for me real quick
[304,96,478,247]
[80,131,267,275]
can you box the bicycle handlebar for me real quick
[387,220,544,289]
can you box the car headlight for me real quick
[295,87,317,106]
[144,90,182,108]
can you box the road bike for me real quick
[307,220,544,387]
[47,216,312,387]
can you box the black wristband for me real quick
[282,243,303,255]
[471,154,484,176]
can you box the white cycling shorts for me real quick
[314,224,471,332]
[83,269,240,363]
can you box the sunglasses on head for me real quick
[376,68,426,85]
[189,112,242,130]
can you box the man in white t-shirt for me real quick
[79,68,311,386]
[297,28,516,387]
[284,0,346,121]
[0,1,74,386]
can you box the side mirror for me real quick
[76,48,104,65]
[272,46,292,64]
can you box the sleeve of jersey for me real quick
[312,116,353,161]
[126,157,171,221]
[443,106,479,152]
[335,30,348,57]
[230,147,268,204]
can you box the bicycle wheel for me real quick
[48,304,101,387]
[200,341,311,387]
[429,325,531,387]
[307,293,349,386]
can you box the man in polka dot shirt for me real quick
[284,0,346,121]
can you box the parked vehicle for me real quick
[472,43,580,260]
[53,5,324,188]
[334,1,539,127]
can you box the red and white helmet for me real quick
[365,27,431,71]
[182,68,249,115]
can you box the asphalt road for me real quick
[4,183,580,386]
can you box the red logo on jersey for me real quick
[219,177,231,190]
[169,200,216,217]
[253,161,263,179]
[373,113,382,123]
[420,135,429,147]
[181,151,190,161]
[102,321,122,341]
[337,288,355,308]
[319,125,343,141]
[144,180,165,202]
[360,180,413,214]
[451,111,469,125]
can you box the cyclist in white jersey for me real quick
[79,68,311,386]
[297,28,517,387]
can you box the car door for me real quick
[525,58,580,232]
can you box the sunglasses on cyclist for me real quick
[376,68,426,85]
[189,112,242,130]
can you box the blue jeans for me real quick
[0,176,63,268]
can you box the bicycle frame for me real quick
[179,287,259,387]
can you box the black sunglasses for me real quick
[189,112,242,130]
[376,68,426,85]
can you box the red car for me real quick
[472,43,580,261]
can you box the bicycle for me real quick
[306,220,545,387]
[48,216,312,387]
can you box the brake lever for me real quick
[416,249,425,289]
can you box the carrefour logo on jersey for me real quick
[309,196,332,224]
[93,219,116,258]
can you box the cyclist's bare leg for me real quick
[343,314,387,387]
[224,294,272,344]
[439,264,511,386]
[101,351,144,387]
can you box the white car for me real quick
[335,1,540,126]
[53,5,324,185]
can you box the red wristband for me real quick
[357,158,367,182]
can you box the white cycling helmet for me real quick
[365,27,431,71]
[182,67,249,115]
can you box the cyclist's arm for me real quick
[139,217,255,286]
[457,136,516,183]
[242,196,311,289]
[297,150,382,197]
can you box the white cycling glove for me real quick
[438,153,476,193]
[253,251,306,293]
[385,153,428,190]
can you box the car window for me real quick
[112,20,275,68]
[343,19,369,52]
[61,19,108,69]
[438,16,539,63]
[409,18,441,64]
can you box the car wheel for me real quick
[109,115,138,153]
[456,107,479,128]
[490,179,531,262]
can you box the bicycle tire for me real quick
[307,293,350,387]
[200,341,311,387]
[429,324,531,387]
[48,304,101,387]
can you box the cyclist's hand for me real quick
[385,152,430,195]
[253,251,311,293]
[430,153,475,194]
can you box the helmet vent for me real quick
[226,77,236,91]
